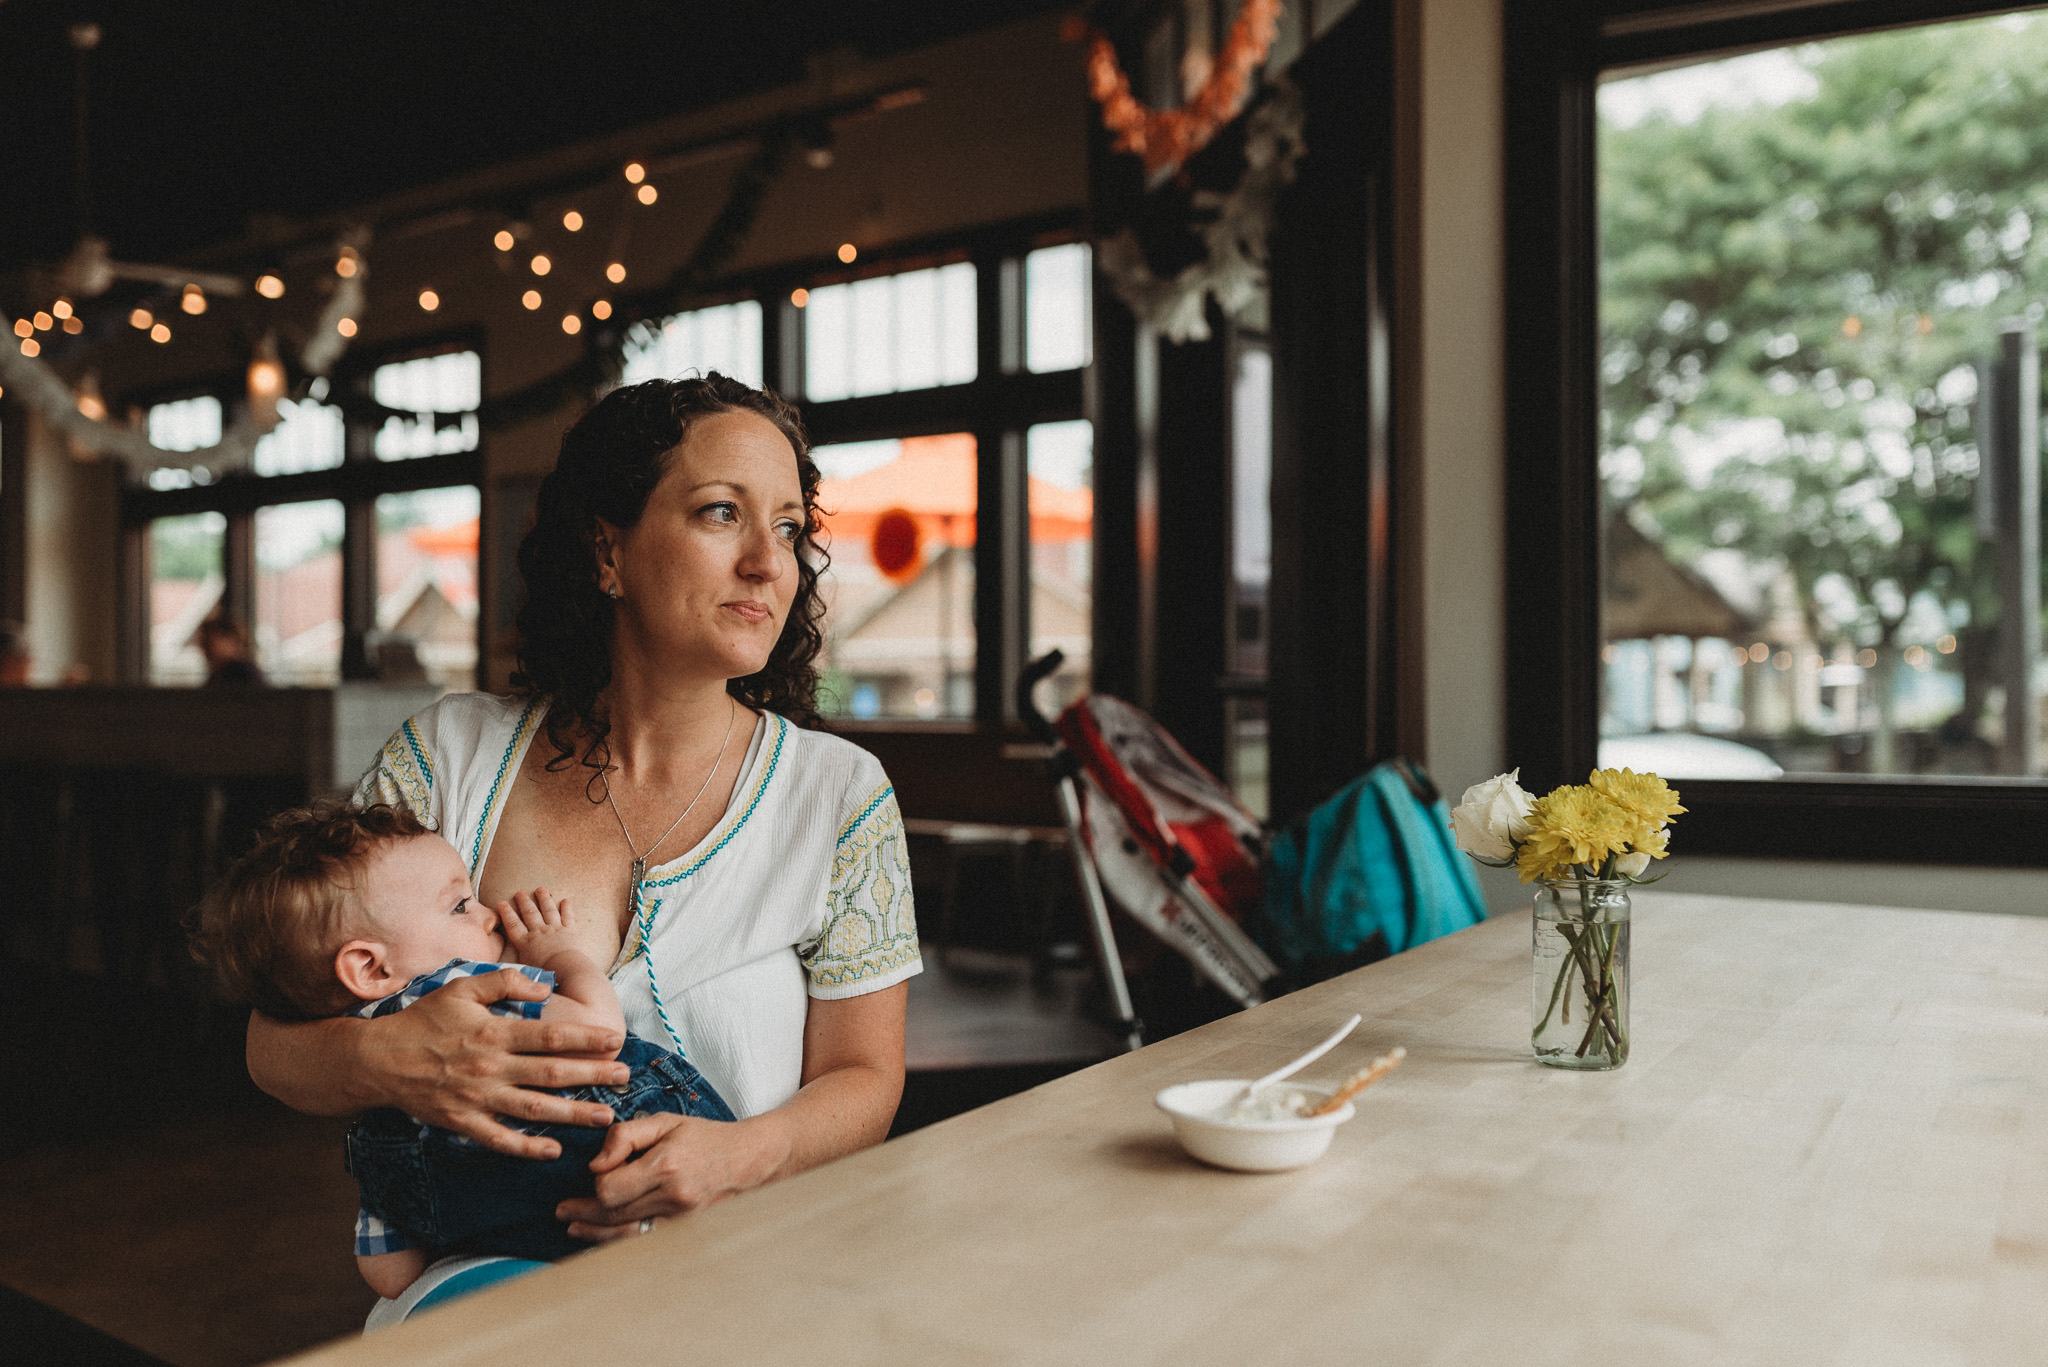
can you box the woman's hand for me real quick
[246,968,632,1159]
[555,984,909,1240]
[555,1113,791,1242]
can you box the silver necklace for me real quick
[602,694,738,909]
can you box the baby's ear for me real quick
[334,940,398,1002]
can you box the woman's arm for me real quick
[555,982,908,1240]
[246,969,634,1159]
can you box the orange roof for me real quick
[815,433,1092,551]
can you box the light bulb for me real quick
[256,274,285,299]
[837,243,857,264]
[52,299,73,319]
[530,254,551,276]
[636,185,658,205]
[19,338,39,357]
[591,299,613,320]
[791,288,810,308]
[522,290,542,311]
[494,229,515,252]
[10,319,28,338]
[130,308,153,329]
[562,210,584,232]
[150,323,171,343]
[33,311,52,330]
[561,314,582,335]
[336,317,358,337]
[180,287,206,316]
[335,252,359,278]
[62,316,82,334]
[418,289,441,312]
[624,162,646,184]
[605,262,626,284]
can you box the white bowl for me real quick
[1154,1079,1356,1172]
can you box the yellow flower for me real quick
[1515,784,1637,882]
[1589,768,1685,829]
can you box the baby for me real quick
[191,800,733,1298]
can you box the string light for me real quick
[562,210,584,231]
[19,338,39,358]
[256,274,286,299]
[335,249,360,278]
[10,320,28,338]
[791,288,810,307]
[837,243,857,263]
[62,316,82,334]
[418,289,440,312]
[75,375,106,421]
[33,311,52,330]
[130,308,152,329]
[494,229,515,252]
[181,285,207,315]
[636,184,658,205]
[149,323,171,343]
[605,262,627,284]
[52,299,73,320]
[530,254,552,276]
[624,162,646,184]
[561,314,582,335]
[522,290,543,310]
[336,317,358,337]
[591,299,613,320]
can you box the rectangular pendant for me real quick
[630,857,646,904]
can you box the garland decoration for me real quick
[0,230,370,478]
[1095,77,1304,344]
[1079,0,1284,177]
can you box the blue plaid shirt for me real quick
[353,959,555,1258]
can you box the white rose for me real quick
[1615,851,1651,878]
[1448,769,1536,862]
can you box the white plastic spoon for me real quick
[1237,1013,1363,1106]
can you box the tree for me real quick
[1601,15,2048,771]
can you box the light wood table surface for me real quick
[282,894,2048,1365]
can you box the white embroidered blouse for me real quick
[354,692,920,1119]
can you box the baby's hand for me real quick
[497,888,578,969]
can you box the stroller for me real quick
[1017,651,1485,1052]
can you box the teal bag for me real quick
[1254,759,1487,985]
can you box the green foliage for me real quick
[1601,16,2048,658]
[150,515,223,582]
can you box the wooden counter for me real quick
[281,894,2048,1365]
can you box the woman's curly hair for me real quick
[512,373,827,773]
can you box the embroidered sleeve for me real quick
[799,783,922,999]
[354,713,438,829]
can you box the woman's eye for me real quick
[701,501,740,524]
[776,520,802,543]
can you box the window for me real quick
[621,300,764,387]
[1025,244,1092,374]
[801,262,977,401]
[131,346,485,691]
[1504,0,2048,865]
[255,500,344,686]
[812,435,978,720]
[1027,419,1092,714]
[147,513,223,684]
[376,487,480,690]
[373,351,481,460]
[1228,344,1273,817]
[1597,16,2047,783]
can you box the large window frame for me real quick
[1505,0,2048,867]
[118,328,487,687]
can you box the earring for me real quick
[605,585,621,600]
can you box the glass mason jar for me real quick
[1531,878,1630,1069]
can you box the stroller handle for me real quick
[1016,649,1066,746]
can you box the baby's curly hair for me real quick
[190,800,427,1021]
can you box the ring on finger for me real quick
[638,1217,657,1235]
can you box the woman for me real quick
[247,374,918,1261]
